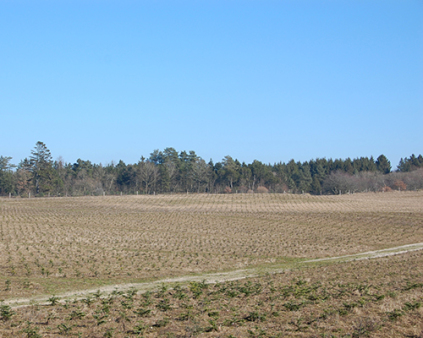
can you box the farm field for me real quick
[1,248,422,337]
[1,191,423,302]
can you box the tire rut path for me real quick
[4,242,423,309]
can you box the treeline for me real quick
[1,141,422,197]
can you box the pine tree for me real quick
[29,141,54,194]
[310,176,322,195]
[376,154,391,174]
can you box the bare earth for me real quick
[3,241,423,309]
[1,191,423,300]
[1,191,423,337]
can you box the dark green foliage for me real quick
[0,156,16,195]
[403,282,423,291]
[244,311,267,322]
[172,286,188,300]
[29,141,58,195]
[156,298,172,311]
[387,309,404,321]
[310,176,322,195]
[189,280,208,299]
[204,319,219,332]
[376,154,391,174]
[153,317,169,327]
[128,322,146,334]
[82,296,94,306]
[93,290,102,299]
[1,143,422,196]
[48,295,60,306]
[0,305,15,321]
[3,260,423,338]
[208,310,219,318]
[283,301,306,311]
[178,310,194,321]
[141,291,152,306]
[238,281,262,296]
[104,328,114,337]
[57,322,73,334]
[403,301,422,311]
[21,322,42,338]
[134,307,151,317]
[373,294,385,301]
[398,154,423,172]
[69,310,86,320]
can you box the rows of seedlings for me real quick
[1,250,422,337]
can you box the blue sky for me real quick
[1,0,422,168]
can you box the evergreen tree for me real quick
[149,149,163,164]
[157,164,170,192]
[310,176,322,195]
[376,154,391,174]
[397,154,423,172]
[285,160,300,191]
[29,141,56,194]
[117,164,137,192]
[310,159,326,184]
[0,156,15,195]
[221,156,240,189]
[343,158,354,174]
[297,162,312,193]
[368,156,377,172]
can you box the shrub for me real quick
[393,180,407,191]
[256,186,269,193]
[224,186,232,193]
[21,322,41,338]
[0,305,15,321]
[238,186,248,193]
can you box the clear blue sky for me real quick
[1,0,422,168]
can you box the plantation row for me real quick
[1,250,422,337]
[0,192,422,300]
[1,142,423,197]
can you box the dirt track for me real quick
[4,242,423,309]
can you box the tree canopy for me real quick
[1,142,422,197]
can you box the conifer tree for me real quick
[29,141,54,194]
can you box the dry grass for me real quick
[1,250,422,337]
[0,191,422,301]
